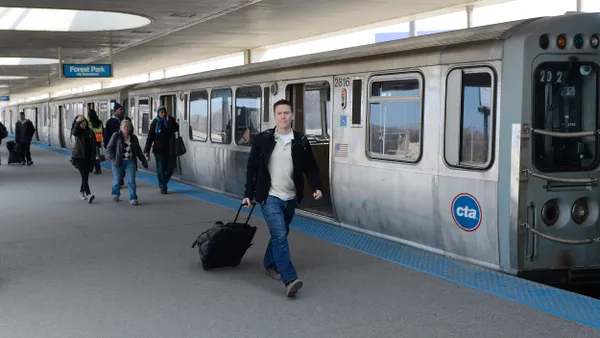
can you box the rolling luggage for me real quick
[6,141,21,164]
[191,203,257,271]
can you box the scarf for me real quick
[155,115,168,135]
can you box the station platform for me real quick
[0,142,599,337]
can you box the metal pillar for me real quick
[409,21,416,37]
[576,0,582,12]
[243,49,251,65]
[466,5,473,28]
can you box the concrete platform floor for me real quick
[0,146,598,337]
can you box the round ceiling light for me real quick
[0,75,28,80]
[0,7,152,32]
[0,57,58,65]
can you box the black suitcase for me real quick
[6,141,21,164]
[191,203,257,271]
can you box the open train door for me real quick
[285,78,334,219]
[159,94,181,178]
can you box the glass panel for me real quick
[235,86,261,146]
[460,72,492,165]
[210,88,232,144]
[369,101,421,161]
[189,90,208,141]
[372,79,419,97]
[533,61,599,172]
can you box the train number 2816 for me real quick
[334,77,351,87]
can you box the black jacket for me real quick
[244,128,321,205]
[71,124,95,160]
[103,116,132,149]
[144,118,179,154]
[15,119,35,143]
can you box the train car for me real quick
[12,12,600,286]
[47,85,132,150]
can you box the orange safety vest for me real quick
[88,118,103,143]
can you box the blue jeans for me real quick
[112,160,137,200]
[262,195,298,284]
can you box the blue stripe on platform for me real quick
[26,138,600,330]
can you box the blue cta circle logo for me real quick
[451,193,482,232]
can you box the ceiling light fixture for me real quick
[0,75,28,80]
[0,57,58,65]
[0,7,152,32]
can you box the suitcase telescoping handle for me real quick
[235,202,256,225]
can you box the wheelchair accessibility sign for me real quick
[451,193,482,232]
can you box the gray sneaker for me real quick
[286,279,303,297]
[87,194,95,203]
[265,268,281,281]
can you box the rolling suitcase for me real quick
[191,203,258,271]
[6,141,21,164]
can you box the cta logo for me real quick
[451,193,482,232]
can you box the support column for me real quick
[466,5,473,28]
[243,49,251,65]
[409,21,416,37]
[576,0,582,12]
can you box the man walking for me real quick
[242,99,322,298]
[15,111,35,166]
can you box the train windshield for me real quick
[532,60,599,172]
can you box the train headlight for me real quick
[541,200,559,226]
[591,34,599,49]
[571,198,589,225]
[574,34,584,49]
[539,34,549,49]
[557,34,567,49]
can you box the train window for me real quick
[235,86,261,146]
[210,88,232,144]
[367,73,423,163]
[351,79,362,126]
[532,61,599,172]
[138,98,150,134]
[444,67,495,169]
[65,104,74,130]
[263,86,270,123]
[304,82,330,137]
[189,90,208,142]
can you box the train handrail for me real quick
[521,222,600,245]
[521,169,599,184]
[529,128,600,138]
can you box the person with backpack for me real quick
[15,111,35,166]
[242,99,322,298]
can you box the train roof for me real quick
[129,17,538,92]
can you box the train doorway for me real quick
[159,94,181,177]
[286,80,333,218]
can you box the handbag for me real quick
[170,132,187,157]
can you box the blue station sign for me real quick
[0,95,9,101]
[62,64,112,78]
[451,193,482,232]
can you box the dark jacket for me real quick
[103,116,132,149]
[244,128,321,205]
[106,131,148,169]
[144,118,179,154]
[71,123,95,160]
[15,119,35,143]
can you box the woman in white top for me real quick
[106,120,148,205]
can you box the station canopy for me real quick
[0,0,510,96]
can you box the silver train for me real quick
[3,12,600,286]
